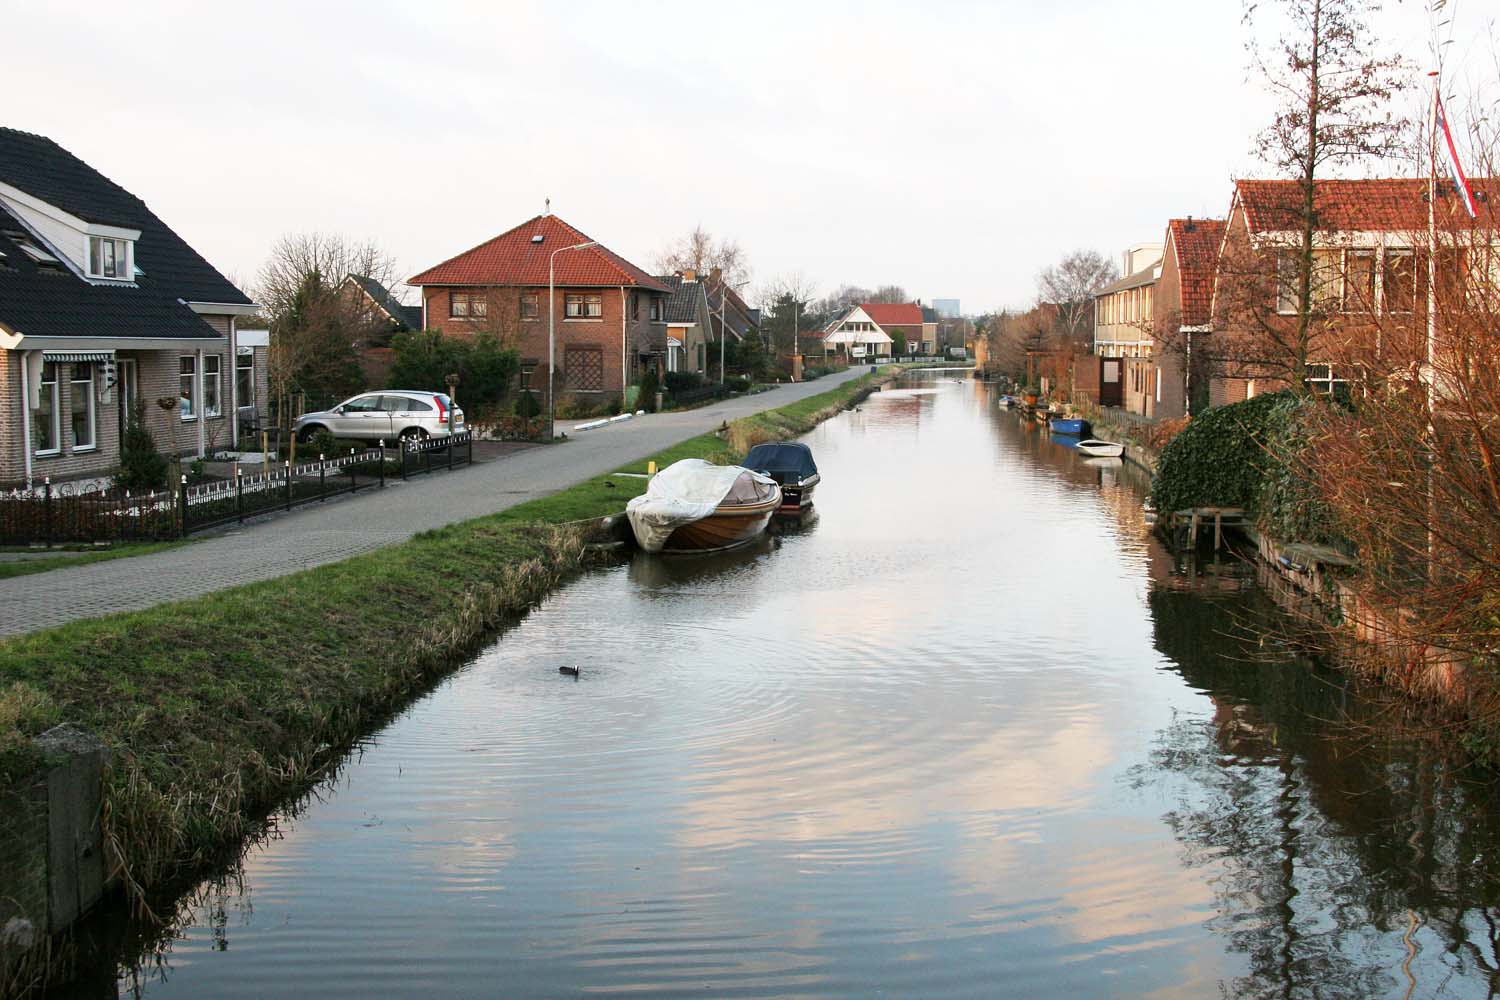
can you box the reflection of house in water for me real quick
[1146,585,1500,998]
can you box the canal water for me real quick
[81,371,1500,998]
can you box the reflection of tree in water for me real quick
[1143,587,1500,999]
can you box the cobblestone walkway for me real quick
[0,370,869,637]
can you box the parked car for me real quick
[294,390,465,444]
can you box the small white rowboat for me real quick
[1076,439,1125,458]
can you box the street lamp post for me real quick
[548,240,598,440]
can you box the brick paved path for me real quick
[0,370,867,637]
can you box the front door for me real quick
[116,358,138,417]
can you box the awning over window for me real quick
[42,350,115,363]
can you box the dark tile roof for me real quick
[1095,264,1159,297]
[656,273,707,324]
[349,274,422,330]
[0,202,225,341]
[409,214,668,292]
[0,128,251,306]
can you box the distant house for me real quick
[860,303,926,354]
[1092,243,1163,413]
[1152,217,1226,417]
[656,270,714,374]
[340,273,422,388]
[822,305,894,358]
[0,128,260,487]
[704,268,760,361]
[408,214,668,415]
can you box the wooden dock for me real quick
[1169,506,1248,552]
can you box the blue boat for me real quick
[1049,417,1091,436]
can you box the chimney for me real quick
[682,268,697,282]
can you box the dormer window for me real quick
[89,236,130,279]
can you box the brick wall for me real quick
[423,285,665,405]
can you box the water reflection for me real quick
[63,370,1500,999]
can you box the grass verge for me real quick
[0,541,192,582]
[0,364,899,943]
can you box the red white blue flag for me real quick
[1437,95,1478,218]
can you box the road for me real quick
[0,369,868,637]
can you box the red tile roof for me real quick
[1167,217,1226,327]
[1236,178,1499,233]
[409,214,667,292]
[860,302,923,326]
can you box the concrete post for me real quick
[33,724,109,934]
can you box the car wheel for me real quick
[399,426,427,443]
[297,424,325,444]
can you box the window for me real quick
[88,236,130,279]
[449,291,488,318]
[1311,249,1342,310]
[343,394,384,412]
[202,355,221,417]
[1276,251,1300,314]
[236,351,254,412]
[34,362,59,455]
[630,293,640,320]
[564,346,604,390]
[565,293,603,319]
[1155,367,1162,403]
[70,364,95,450]
[520,293,539,320]
[179,356,196,420]
[1305,363,1351,402]
[1383,249,1414,313]
[649,296,663,321]
[1344,250,1376,312]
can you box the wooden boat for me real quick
[660,482,781,552]
[743,441,821,511]
[1033,408,1051,424]
[1076,438,1125,458]
[1050,417,1091,436]
[627,460,782,554]
[998,395,1016,408]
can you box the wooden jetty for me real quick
[1168,506,1248,552]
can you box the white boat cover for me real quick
[626,459,778,552]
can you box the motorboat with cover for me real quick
[1076,438,1125,458]
[742,441,821,511]
[626,459,782,553]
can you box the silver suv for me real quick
[294,390,465,444]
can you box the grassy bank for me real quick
[0,366,895,931]
[0,540,191,581]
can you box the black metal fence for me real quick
[0,432,474,546]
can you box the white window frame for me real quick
[87,236,132,279]
[1382,248,1415,315]
[1305,362,1350,397]
[235,350,254,412]
[202,355,222,418]
[34,362,60,456]
[1276,251,1300,315]
[179,355,197,421]
[70,363,96,452]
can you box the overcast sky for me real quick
[5,0,1494,313]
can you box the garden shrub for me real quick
[114,400,169,493]
[664,371,704,395]
[638,368,660,413]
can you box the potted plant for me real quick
[1021,383,1040,407]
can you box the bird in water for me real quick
[559,665,580,678]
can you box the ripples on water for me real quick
[86,372,1500,999]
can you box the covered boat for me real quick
[743,441,821,511]
[626,459,782,554]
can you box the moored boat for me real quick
[627,459,782,554]
[743,441,821,511]
[1076,438,1125,458]
[1050,417,1091,436]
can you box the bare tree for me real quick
[1036,250,1118,347]
[869,284,909,304]
[257,233,403,410]
[815,284,873,317]
[1241,0,1408,390]
[655,225,751,289]
[757,272,820,357]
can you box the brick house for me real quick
[705,269,761,362]
[408,214,667,414]
[0,128,259,488]
[340,273,423,388]
[1149,217,1227,418]
[1205,178,1497,406]
[657,270,714,375]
